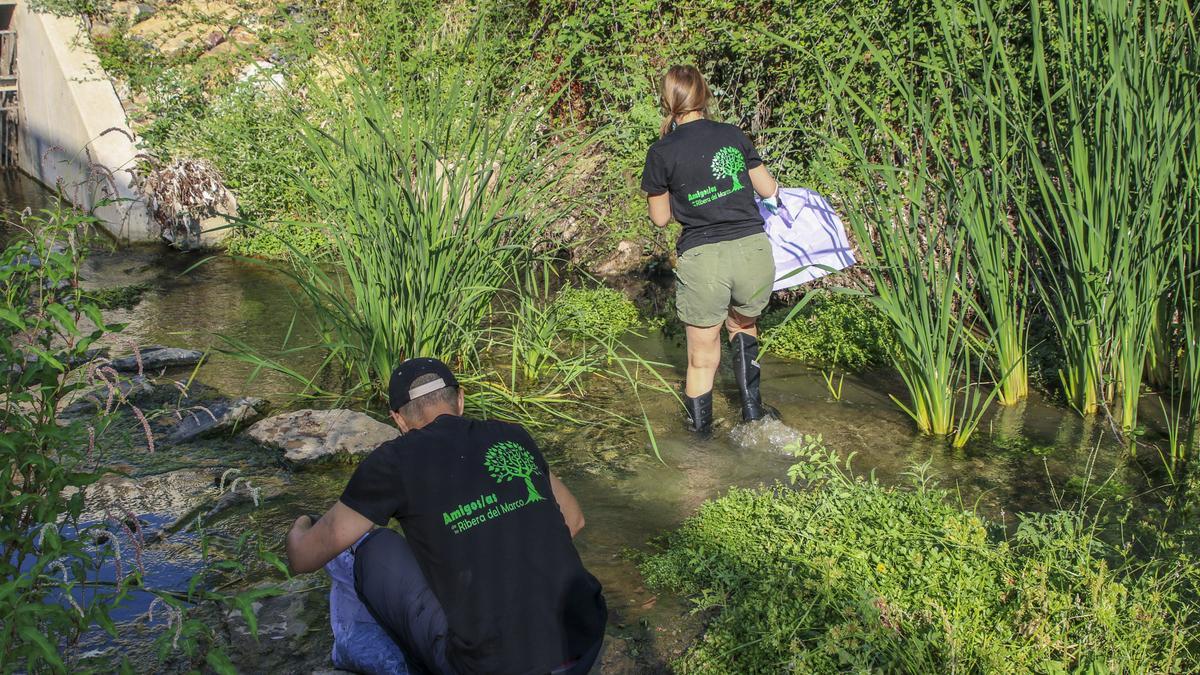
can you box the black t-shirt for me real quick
[641,119,766,253]
[340,415,607,675]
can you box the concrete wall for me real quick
[14,2,157,241]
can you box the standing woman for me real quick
[642,65,781,434]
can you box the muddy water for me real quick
[6,178,1147,668]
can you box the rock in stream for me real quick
[110,346,204,373]
[246,409,397,464]
[166,396,265,443]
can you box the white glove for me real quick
[762,188,781,215]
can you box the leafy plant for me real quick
[553,285,642,342]
[760,292,896,371]
[642,443,1200,672]
[0,210,128,671]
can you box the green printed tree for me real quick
[484,441,544,503]
[712,146,746,190]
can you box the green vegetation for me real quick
[553,285,642,342]
[218,64,669,424]
[1,211,127,670]
[0,208,281,671]
[642,441,1200,672]
[760,292,895,371]
[174,85,328,259]
[776,0,1200,448]
[85,282,151,310]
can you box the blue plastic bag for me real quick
[325,541,409,674]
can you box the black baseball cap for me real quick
[388,357,460,411]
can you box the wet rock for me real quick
[246,409,397,464]
[78,468,221,522]
[595,240,643,276]
[110,346,204,372]
[223,577,335,673]
[59,374,155,417]
[147,473,287,543]
[167,396,265,443]
[202,475,284,520]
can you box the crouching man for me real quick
[285,358,607,674]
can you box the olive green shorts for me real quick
[674,233,774,327]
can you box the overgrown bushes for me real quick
[641,443,1200,672]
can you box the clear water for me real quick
[7,174,1153,668]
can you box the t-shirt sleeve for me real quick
[339,445,405,526]
[740,130,763,170]
[640,146,669,195]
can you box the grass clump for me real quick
[641,443,1200,672]
[553,285,642,342]
[84,282,151,310]
[760,292,895,371]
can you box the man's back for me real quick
[340,415,607,674]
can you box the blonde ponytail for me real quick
[659,65,712,137]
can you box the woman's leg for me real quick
[726,234,778,422]
[680,323,722,433]
[725,308,758,341]
[685,323,723,396]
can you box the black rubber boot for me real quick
[730,332,779,422]
[683,390,713,435]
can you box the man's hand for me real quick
[285,502,375,574]
[549,472,585,538]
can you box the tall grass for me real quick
[290,67,584,388]
[929,2,1032,406]
[214,59,676,429]
[1161,106,1200,465]
[1018,0,1198,428]
[815,51,993,446]
[786,14,1012,446]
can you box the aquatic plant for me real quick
[759,292,896,371]
[923,1,1033,406]
[641,442,1200,672]
[284,63,582,404]
[552,285,642,342]
[1016,0,1198,427]
[806,46,994,446]
[216,60,673,427]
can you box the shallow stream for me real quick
[4,178,1157,671]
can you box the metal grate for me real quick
[0,29,15,168]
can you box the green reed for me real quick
[777,12,1013,445]
[817,70,992,445]
[238,62,623,421]
[1161,105,1200,465]
[926,2,1032,406]
[1017,0,1197,428]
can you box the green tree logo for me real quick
[711,146,746,190]
[484,441,544,503]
